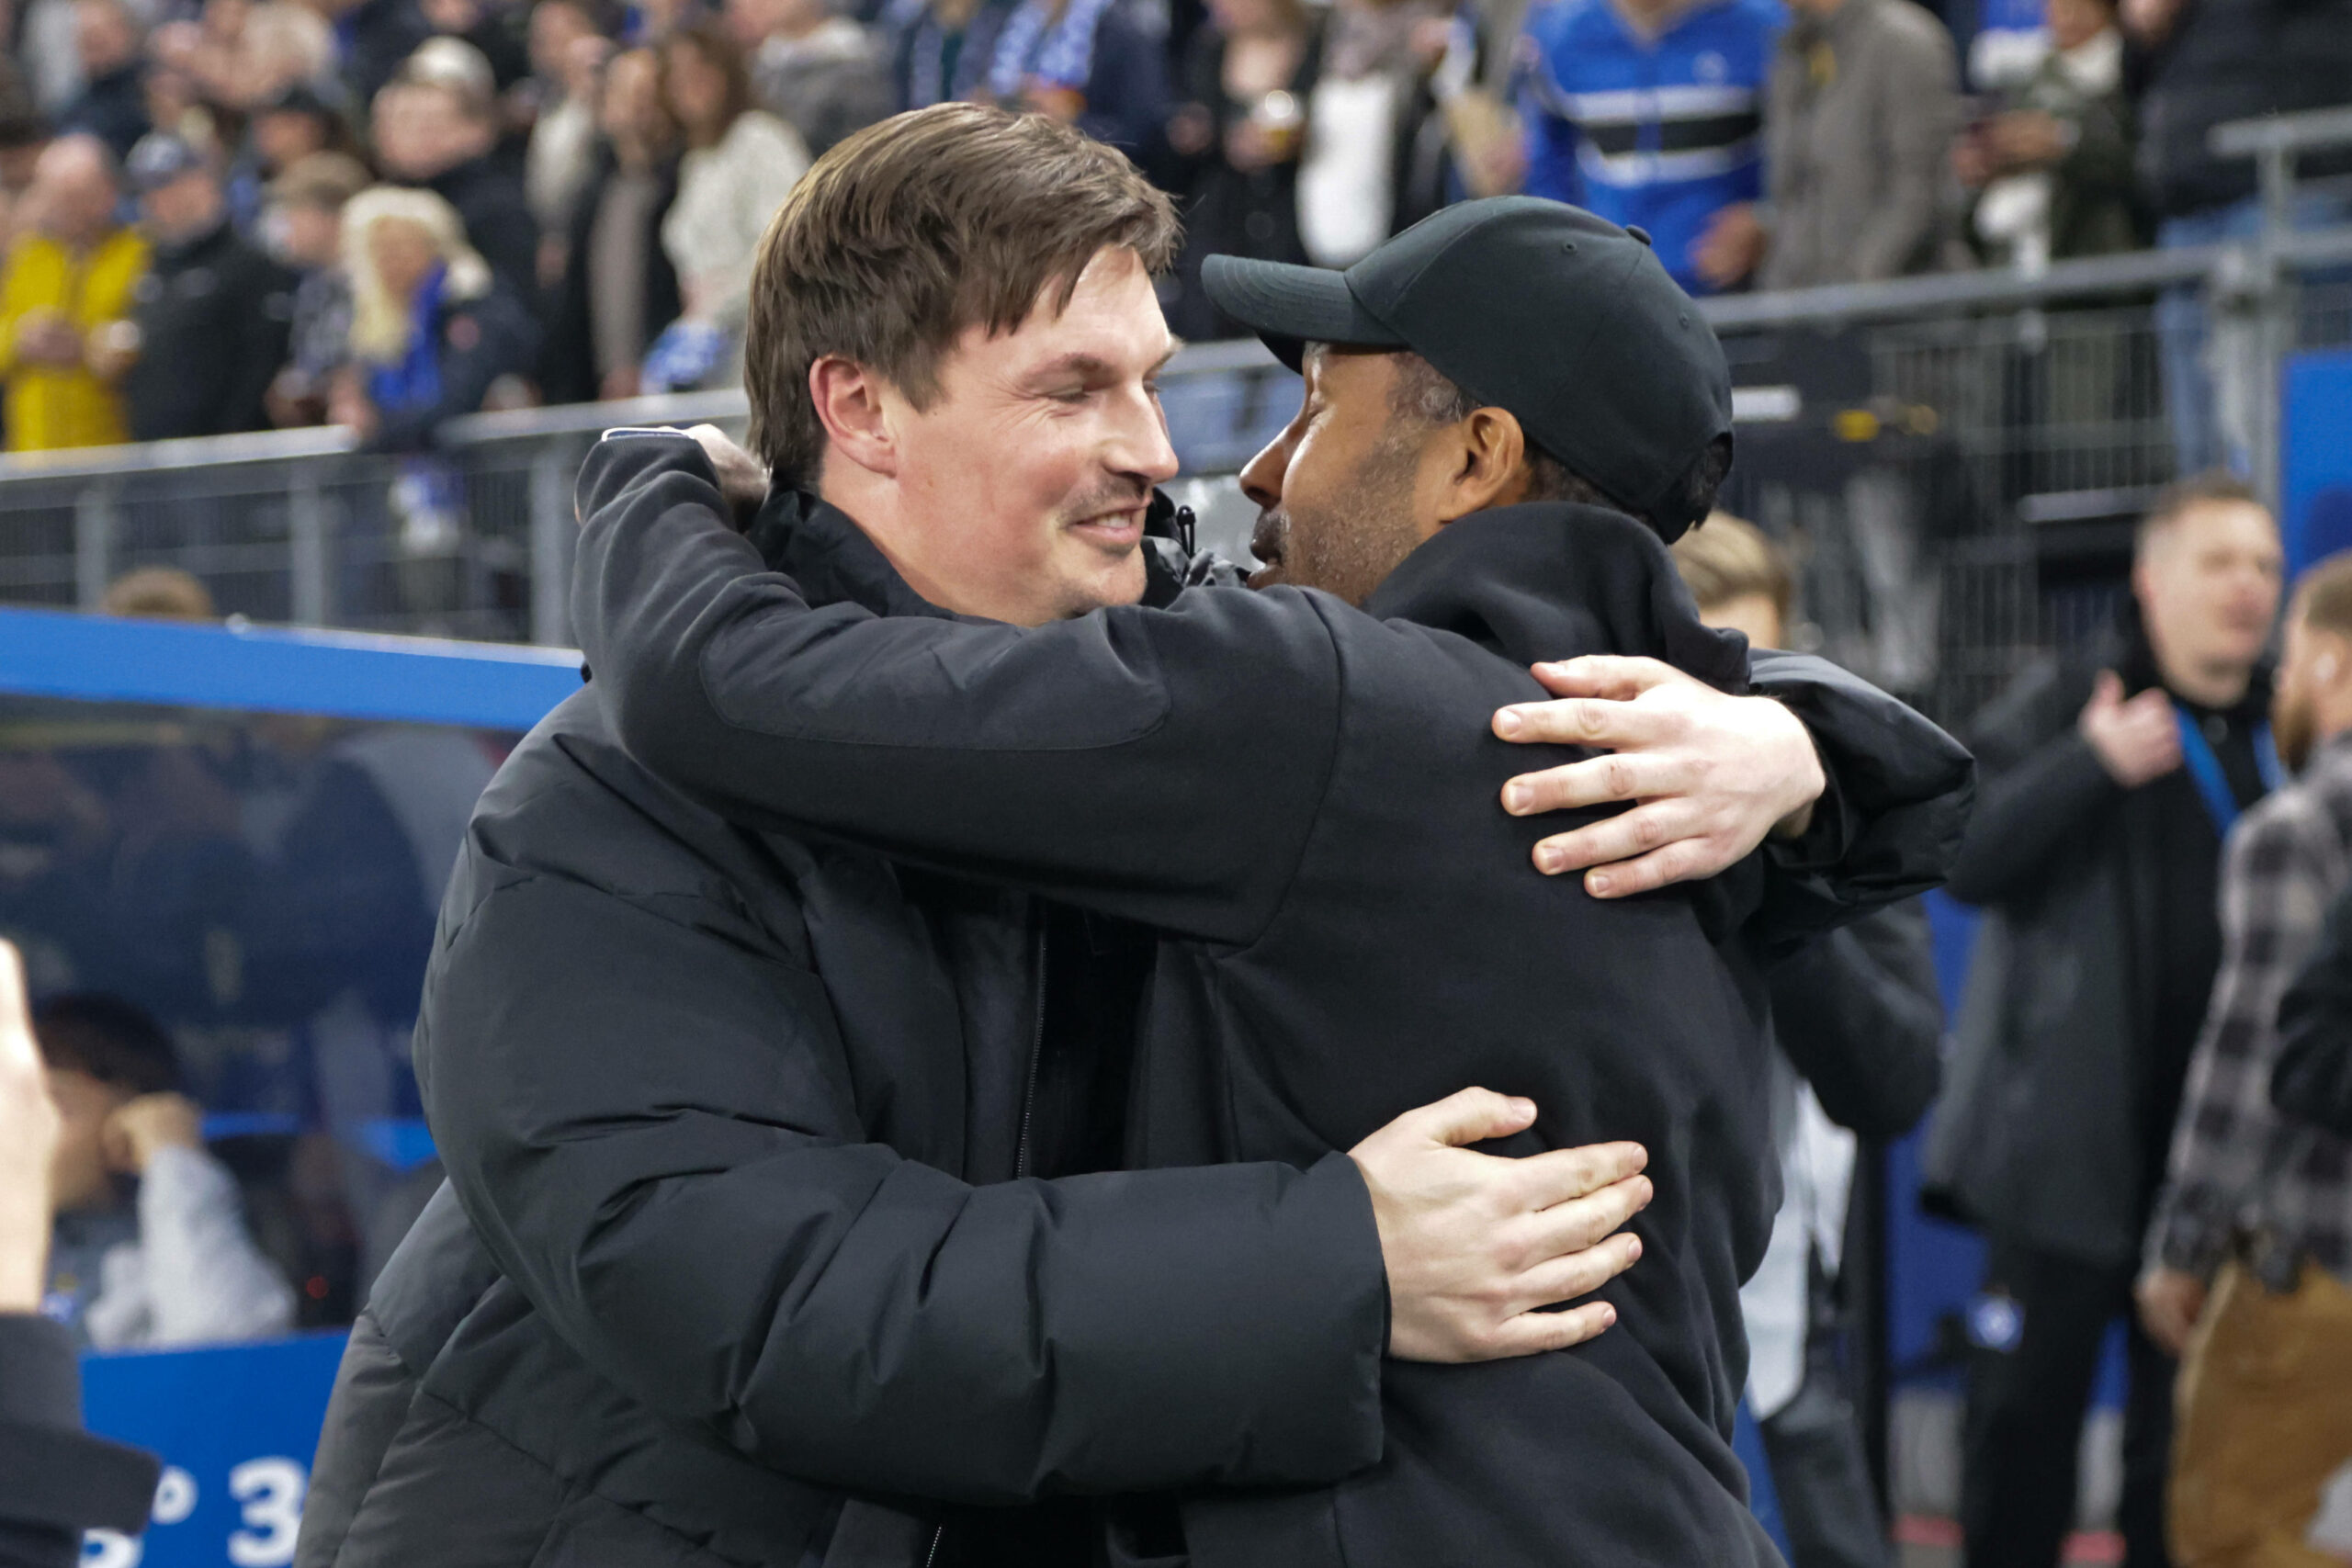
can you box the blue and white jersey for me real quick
[1520,0,1784,293]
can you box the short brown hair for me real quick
[2137,469,2268,555]
[1669,511,1793,623]
[2294,550,2352,638]
[744,104,1181,486]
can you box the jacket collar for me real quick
[1363,502,1752,694]
[745,487,966,621]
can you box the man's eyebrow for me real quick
[1023,342,1186,385]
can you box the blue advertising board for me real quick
[2282,348,2352,581]
[78,1334,348,1567]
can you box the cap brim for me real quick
[1202,254,1405,372]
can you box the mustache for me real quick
[1061,481,1154,524]
[1251,507,1289,563]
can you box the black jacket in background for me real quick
[571,434,1974,1568]
[1926,621,2271,1266]
[123,220,296,443]
[2275,877,2352,1139]
[536,150,682,407]
[0,1314,158,1568]
[1771,898,1943,1140]
[2133,0,2352,220]
[414,157,538,303]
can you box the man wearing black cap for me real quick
[567,189,1970,1566]
[119,131,295,440]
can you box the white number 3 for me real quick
[226,1458,306,1568]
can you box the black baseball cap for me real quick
[1203,197,1733,542]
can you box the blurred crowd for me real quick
[0,0,2335,457]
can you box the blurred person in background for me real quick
[0,133,146,451]
[978,0,1168,161]
[417,0,535,96]
[1677,513,1943,1568]
[0,93,53,252]
[375,40,538,295]
[36,991,296,1348]
[885,0,1015,113]
[2135,554,2352,1568]
[0,945,160,1568]
[100,564,217,618]
[1715,0,1963,290]
[538,43,678,402]
[149,0,334,118]
[1953,0,2139,270]
[322,0,435,109]
[641,21,804,390]
[2126,0,2352,476]
[263,150,368,425]
[120,131,296,440]
[226,83,361,236]
[523,0,612,284]
[1928,472,2287,1568]
[1160,0,1317,338]
[730,0,894,157]
[1520,0,1781,296]
[54,0,146,161]
[1292,0,1449,269]
[330,183,537,448]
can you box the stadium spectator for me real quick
[263,151,368,426]
[0,943,161,1568]
[1677,513,1943,1568]
[325,0,435,137]
[54,0,147,163]
[729,0,894,157]
[36,991,296,1348]
[1293,0,1449,268]
[2137,553,2352,1568]
[372,43,539,297]
[885,0,1014,111]
[1928,473,2287,1568]
[227,83,360,234]
[0,82,52,252]
[523,0,611,274]
[1727,0,1964,290]
[1954,0,2139,269]
[100,565,218,619]
[120,132,297,441]
[1521,0,1781,296]
[2128,0,2352,475]
[150,0,334,118]
[419,0,537,92]
[0,134,146,452]
[538,45,680,403]
[2278,884,2352,1142]
[979,0,1169,161]
[1161,0,1317,339]
[329,184,537,448]
[643,22,805,390]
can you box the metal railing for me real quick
[5,106,2349,727]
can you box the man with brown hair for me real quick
[563,109,1969,1566]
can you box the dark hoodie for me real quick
[571,431,1971,1568]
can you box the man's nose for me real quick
[1238,430,1289,512]
[1110,386,1181,488]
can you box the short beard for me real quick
[1277,432,1429,607]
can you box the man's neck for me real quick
[815,472,987,619]
[2155,649,2254,709]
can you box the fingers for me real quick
[1525,800,1706,874]
[0,940,26,1068]
[1397,1086,1540,1150]
[1578,843,1721,898]
[1524,655,1688,702]
[1523,1173,1652,1258]
[1506,1139,1648,1210]
[1493,692,1685,750]
[1504,1230,1645,1318]
[1475,1299,1621,1359]
[1501,752,1698,816]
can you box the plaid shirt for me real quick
[2149,730,2352,1285]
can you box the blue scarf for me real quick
[367,263,447,415]
[987,0,1118,97]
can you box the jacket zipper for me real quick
[1014,915,1048,1179]
[923,1524,944,1568]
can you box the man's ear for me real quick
[809,355,899,479]
[1432,406,1532,525]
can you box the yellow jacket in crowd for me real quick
[0,227,149,452]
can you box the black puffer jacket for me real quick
[570,433,1974,1568]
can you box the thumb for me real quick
[1410,1087,1539,1148]
[2087,670,2123,713]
